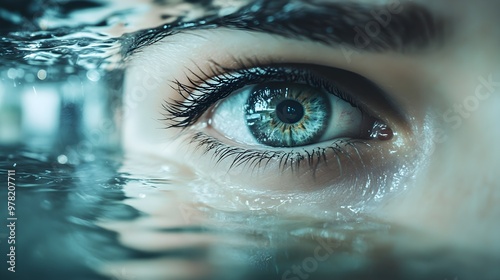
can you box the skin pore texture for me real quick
[121,0,500,256]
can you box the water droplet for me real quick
[7,68,17,79]
[57,154,68,164]
[37,69,47,80]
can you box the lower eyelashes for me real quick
[188,131,364,173]
[186,130,403,199]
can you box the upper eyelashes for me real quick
[162,61,362,130]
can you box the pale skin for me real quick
[117,0,500,257]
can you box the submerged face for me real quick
[1,0,499,279]
[122,0,500,252]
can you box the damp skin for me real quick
[121,0,500,253]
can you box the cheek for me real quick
[376,90,500,252]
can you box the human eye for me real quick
[165,62,393,148]
[123,32,421,212]
[121,1,438,211]
[163,61,397,173]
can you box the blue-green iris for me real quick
[244,82,331,147]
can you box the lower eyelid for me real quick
[183,131,407,194]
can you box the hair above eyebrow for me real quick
[123,0,445,57]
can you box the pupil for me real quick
[275,99,304,124]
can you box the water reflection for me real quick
[0,151,133,280]
[0,146,497,279]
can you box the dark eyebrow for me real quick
[123,0,445,57]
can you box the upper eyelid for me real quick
[163,62,408,132]
[124,1,445,58]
